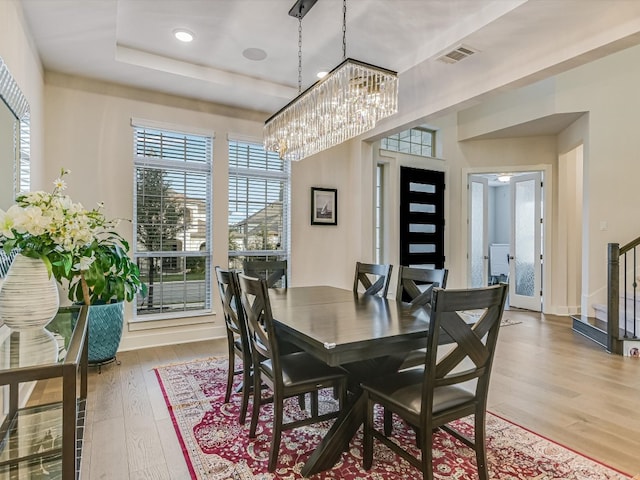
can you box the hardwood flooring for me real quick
[30,310,640,478]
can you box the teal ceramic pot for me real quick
[85,301,124,364]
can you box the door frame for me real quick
[461,164,552,313]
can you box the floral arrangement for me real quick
[0,169,147,305]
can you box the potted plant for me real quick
[57,233,147,366]
[0,169,147,365]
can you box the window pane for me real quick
[381,127,435,158]
[228,140,289,268]
[135,128,210,164]
[136,255,211,314]
[133,125,213,317]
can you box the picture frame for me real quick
[311,187,337,225]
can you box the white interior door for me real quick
[469,175,489,288]
[509,172,542,311]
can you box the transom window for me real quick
[381,126,435,158]
[133,124,213,319]
[228,139,289,271]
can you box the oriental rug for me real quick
[155,357,632,480]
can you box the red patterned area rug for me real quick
[154,357,632,480]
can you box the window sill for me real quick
[128,310,214,331]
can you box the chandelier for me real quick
[264,0,398,162]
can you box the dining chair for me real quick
[362,283,508,480]
[214,266,252,424]
[353,262,393,297]
[237,273,348,472]
[242,259,288,288]
[383,266,450,433]
[396,266,448,305]
[395,266,449,373]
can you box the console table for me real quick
[0,305,89,479]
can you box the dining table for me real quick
[268,285,435,477]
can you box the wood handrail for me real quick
[619,235,640,255]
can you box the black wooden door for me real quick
[399,167,445,268]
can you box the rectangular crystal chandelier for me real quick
[264,58,398,162]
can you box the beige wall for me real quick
[449,43,640,316]
[6,0,640,348]
[0,0,44,187]
[43,74,268,350]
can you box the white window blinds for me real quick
[228,139,289,271]
[133,125,213,318]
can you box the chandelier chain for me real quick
[298,16,303,93]
[342,0,347,59]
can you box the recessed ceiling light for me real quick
[174,29,194,43]
[242,48,267,61]
[497,174,512,182]
[317,71,328,79]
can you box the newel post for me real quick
[607,243,621,354]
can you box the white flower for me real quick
[73,253,95,272]
[14,206,49,236]
[53,177,67,191]
[52,195,73,211]
[0,206,20,239]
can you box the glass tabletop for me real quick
[0,305,80,373]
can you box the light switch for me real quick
[600,221,607,231]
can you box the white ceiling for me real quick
[18,0,640,127]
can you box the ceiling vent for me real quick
[437,44,478,64]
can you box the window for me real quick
[133,124,213,318]
[375,163,384,264]
[381,126,435,158]
[228,139,289,271]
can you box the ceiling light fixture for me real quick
[173,29,194,43]
[264,0,398,161]
[497,174,512,182]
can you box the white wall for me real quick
[490,185,510,245]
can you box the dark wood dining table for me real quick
[268,285,433,476]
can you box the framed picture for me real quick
[311,187,337,225]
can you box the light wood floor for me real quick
[30,310,640,479]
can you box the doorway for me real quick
[468,170,544,311]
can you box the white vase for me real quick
[0,254,60,329]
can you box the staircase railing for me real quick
[607,237,640,354]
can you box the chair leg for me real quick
[474,412,489,480]
[383,408,393,436]
[336,380,346,410]
[298,393,306,410]
[224,341,235,404]
[310,390,319,417]
[363,395,374,470]
[268,393,284,472]
[249,365,262,438]
[239,360,251,424]
[420,427,434,480]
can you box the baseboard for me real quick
[119,324,226,352]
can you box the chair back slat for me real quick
[353,262,393,297]
[214,267,247,339]
[422,284,508,417]
[242,259,287,288]
[396,266,448,305]
[237,273,281,372]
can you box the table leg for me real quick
[301,354,405,476]
[301,392,367,477]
